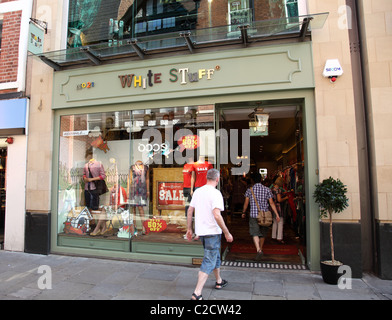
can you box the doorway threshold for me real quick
[221,260,307,271]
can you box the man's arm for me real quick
[241,197,250,219]
[186,206,195,241]
[213,208,233,242]
[268,198,280,222]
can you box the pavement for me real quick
[0,250,391,301]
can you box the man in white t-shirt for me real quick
[186,169,233,300]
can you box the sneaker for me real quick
[255,250,263,261]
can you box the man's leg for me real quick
[259,236,265,251]
[213,267,222,285]
[253,236,261,252]
[193,271,209,297]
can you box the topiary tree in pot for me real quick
[313,177,349,284]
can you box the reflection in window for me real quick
[57,105,215,249]
[67,0,300,48]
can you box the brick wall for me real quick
[0,9,22,86]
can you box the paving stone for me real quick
[253,280,285,297]
[139,267,180,281]
[0,251,391,301]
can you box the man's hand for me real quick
[186,229,193,241]
[225,232,234,243]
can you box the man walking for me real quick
[242,174,280,260]
[186,168,233,300]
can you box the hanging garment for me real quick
[286,191,297,222]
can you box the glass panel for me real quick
[58,111,132,242]
[129,105,215,242]
[57,105,215,249]
[67,0,302,48]
[35,5,327,65]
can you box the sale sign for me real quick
[157,182,185,209]
[143,218,167,234]
[178,135,200,150]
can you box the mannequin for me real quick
[183,156,195,214]
[83,148,106,212]
[191,155,213,194]
[128,160,149,235]
[90,158,129,237]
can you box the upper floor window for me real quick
[67,0,301,48]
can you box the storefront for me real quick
[50,40,321,270]
[0,98,29,251]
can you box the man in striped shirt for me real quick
[242,175,280,260]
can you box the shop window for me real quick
[57,105,215,249]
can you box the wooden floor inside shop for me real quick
[222,213,306,265]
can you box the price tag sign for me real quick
[143,218,167,234]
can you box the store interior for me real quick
[217,101,306,265]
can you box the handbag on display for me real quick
[88,166,109,195]
[250,187,273,227]
[95,179,109,195]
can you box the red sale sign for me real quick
[143,218,167,234]
[157,182,185,210]
[178,135,200,150]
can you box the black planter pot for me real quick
[320,261,343,285]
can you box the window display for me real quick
[57,105,215,250]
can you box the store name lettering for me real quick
[76,82,95,90]
[118,66,219,89]
[118,70,162,89]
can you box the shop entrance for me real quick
[0,147,6,250]
[217,101,306,265]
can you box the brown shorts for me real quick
[249,217,269,237]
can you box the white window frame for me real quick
[0,0,33,92]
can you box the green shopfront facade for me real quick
[50,42,321,270]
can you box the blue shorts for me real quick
[199,234,221,274]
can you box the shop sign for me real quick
[76,82,95,90]
[178,135,200,150]
[118,66,220,89]
[157,182,184,210]
[143,218,167,234]
[28,22,44,55]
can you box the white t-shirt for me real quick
[190,185,224,236]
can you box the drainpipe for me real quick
[345,0,377,274]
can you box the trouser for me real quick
[272,216,284,240]
[85,189,99,210]
[183,187,192,216]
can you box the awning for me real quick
[0,98,28,135]
[31,13,328,70]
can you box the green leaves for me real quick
[313,177,349,218]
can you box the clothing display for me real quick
[129,161,149,206]
[83,159,106,191]
[83,159,106,210]
[272,163,305,240]
[193,160,213,188]
[110,185,128,207]
[182,163,194,189]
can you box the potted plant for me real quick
[313,176,349,284]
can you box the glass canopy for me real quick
[32,12,328,70]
